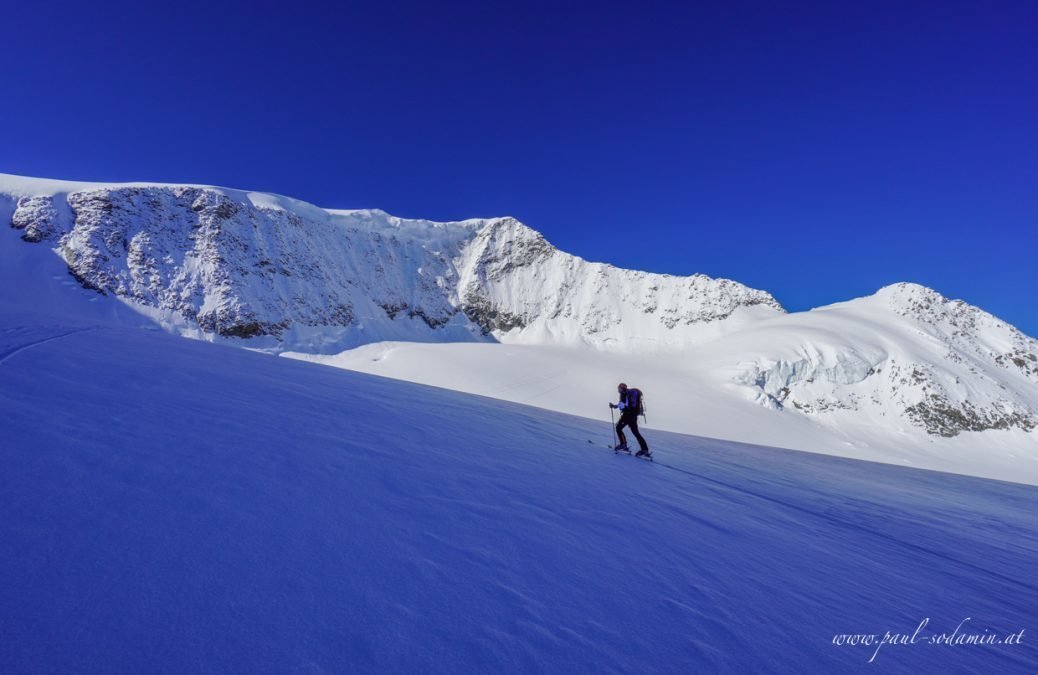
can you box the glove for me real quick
[609,403,616,409]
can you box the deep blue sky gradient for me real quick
[3,1,1036,335]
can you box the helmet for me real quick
[617,382,627,391]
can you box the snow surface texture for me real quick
[1,292,1036,672]
[4,172,1038,484]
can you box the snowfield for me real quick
[2,297,1037,672]
[1,177,1037,672]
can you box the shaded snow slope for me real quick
[1,172,782,353]
[1,303,1036,672]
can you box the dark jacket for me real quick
[618,388,642,416]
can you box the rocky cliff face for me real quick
[6,179,783,352]
[454,215,783,347]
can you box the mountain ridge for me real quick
[1,173,785,352]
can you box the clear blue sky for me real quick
[3,0,1036,335]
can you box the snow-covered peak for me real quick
[861,282,1038,380]
[874,280,939,300]
[703,278,1038,443]
[871,281,976,324]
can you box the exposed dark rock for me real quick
[462,293,526,335]
[12,195,61,242]
[905,396,1037,437]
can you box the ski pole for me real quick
[609,405,618,449]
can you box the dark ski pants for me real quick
[616,411,648,453]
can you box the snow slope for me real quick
[2,295,1036,672]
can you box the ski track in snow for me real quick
[0,326,98,365]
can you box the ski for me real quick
[589,440,654,462]
[611,444,654,461]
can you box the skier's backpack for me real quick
[631,387,646,419]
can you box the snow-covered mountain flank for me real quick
[3,173,1037,482]
[723,283,1038,438]
[2,173,781,352]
